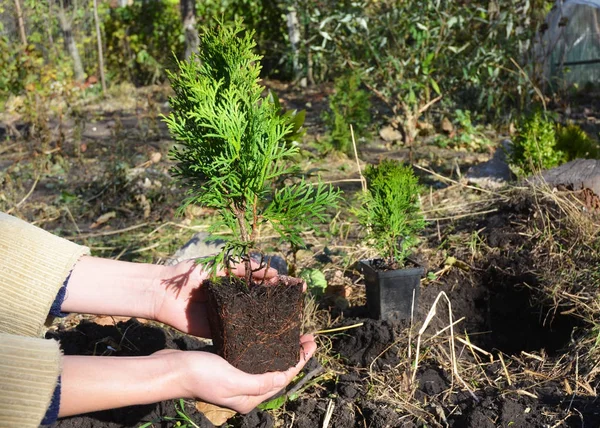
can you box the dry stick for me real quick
[425,208,498,222]
[6,175,40,214]
[319,178,365,185]
[521,351,545,362]
[314,322,364,335]
[509,57,546,112]
[63,206,82,236]
[350,124,367,192]
[73,222,149,239]
[286,365,326,397]
[420,198,503,215]
[147,221,210,237]
[92,0,106,93]
[498,352,512,386]
[411,291,478,401]
[126,242,161,255]
[575,351,579,395]
[422,317,465,344]
[514,389,538,399]
[369,338,403,373]
[322,400,335,428]
[456,335,492,360]
[0,142,19,156]
[412,164,501,197]
[408,288,416,360]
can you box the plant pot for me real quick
[205,275,304,374]
[360,259,423,322]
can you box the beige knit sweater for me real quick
[0,212,89,427]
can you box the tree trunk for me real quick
[92,0,106,94]
[45,1,54,49]
[57,0,85,82]
[286,6,302,82]
[14,0,27,46]
[180,0,199,59]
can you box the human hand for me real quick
[160,334,317,413]
[152,259,279,337]
[58,334,317,418]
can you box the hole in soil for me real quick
[471,272,583,356]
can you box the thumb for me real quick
[250,371,290,398]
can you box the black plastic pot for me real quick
[360,259,423,321]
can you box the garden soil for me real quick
[46,197,600,427]
[4,83,600,427]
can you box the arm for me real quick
[61,256,277,337]
[59,335,316,417]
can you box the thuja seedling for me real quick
[357,160,425,267]
[164,20,340,283]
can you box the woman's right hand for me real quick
[162,333,317,414]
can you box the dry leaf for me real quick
[195,401,236,425]
[90,211,116,229]
[150,152,162,164]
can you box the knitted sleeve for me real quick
[0,212,90,337]
[0,333,62,427]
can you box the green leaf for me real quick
[300,268,328,293]
[430,78,441,96]
[258,394,287,410]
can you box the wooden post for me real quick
[92,0,107,94]
[14,0,27,46]
[57,0,85,82]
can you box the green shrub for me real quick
[510,111,566,176]
[555,123,600,160]
[433,109,493,152]
[357,160,425,266]
[316,0,546,140]
[322,72,372,154]
[104,0,184,85]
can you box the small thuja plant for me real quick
[357,160,425,267]
[164,21,340,284]
[322,71,372,155]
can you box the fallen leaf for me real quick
[195,401,236,425]
[150,151,162,163]
[90,211,116,229]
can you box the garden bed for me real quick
[3,84,600,427]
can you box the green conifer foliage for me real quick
[164,21,340,278]
[358,160,425,266]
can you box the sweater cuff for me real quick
[0,334,62,428]
[49,274,71,318]
[40,376,61,425]
[0,212,90,336]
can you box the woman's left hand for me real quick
[152,259,278,337]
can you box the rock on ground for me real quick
[165,231,288,274]
[466,139,514,189]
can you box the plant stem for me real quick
[233,204,252,285]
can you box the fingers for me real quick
[228,261,278,282]
[239,334,317,411]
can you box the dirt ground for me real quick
[3,82,600,427]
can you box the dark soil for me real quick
[334,318,405,370]
[48,319,215,428]
[205,275,304,373]
[4,84,600,427]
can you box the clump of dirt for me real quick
[333,319,406,370]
